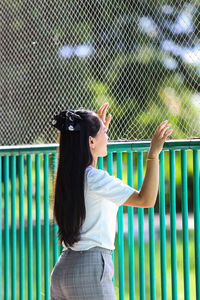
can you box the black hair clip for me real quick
[50,110,82,132]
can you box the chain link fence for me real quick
[1,0,200,145]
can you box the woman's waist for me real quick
[64,246,112,255]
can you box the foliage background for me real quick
[1,0,200,145]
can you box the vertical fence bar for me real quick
[159,151,167,300]
[147,146,156,299]
[181,150,190,300]
[117,152,125,300]
[11,156,16,300]
[19,155,25,300]
[0,157,1,300]
[107,152,113,175]
[44,153,49,300]
[0,156,2,300]
[27,154,33,300]
[137,151,145,300]
[98,156,104,170]
[169,150,178,300]
[193,150,200,300]
[148,207,156,300]
[52,153,58,266]
[148,150,156,300]
[107,152,115,285]
[127,151,135,300]
[4,156,9,300]
[35,154,41,300]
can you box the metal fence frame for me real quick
[0,140,200,300]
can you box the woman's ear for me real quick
[89,136,95,149]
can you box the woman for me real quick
[50,103,173,300]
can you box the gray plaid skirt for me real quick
[50,246,116,300]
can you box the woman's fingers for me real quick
[155,121,173,139]
[150,121,173,156]
[159,123,172,138]
[156,120,168,134]
[163,129,173,139]
[101,104,109,122]
[97,103,112,130]
[97,103,109,121]
[105,113,112,130]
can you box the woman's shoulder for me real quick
[85,165,107,176]
[85,166,109,182]
[85,166,113,192]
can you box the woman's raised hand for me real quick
[97,103,112,131]
[148,120,173,158]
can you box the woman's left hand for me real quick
[97,103,112,131]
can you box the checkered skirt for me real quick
[50,246,116,300]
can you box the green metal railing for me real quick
[0,140,200,300]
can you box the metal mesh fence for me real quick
[1,0,200,145]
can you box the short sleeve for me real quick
[86,167,137,207]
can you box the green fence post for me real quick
[35,154,41,300]
[159,151,167,300]
[169,150,178,300]
[127,151,135,300]
[137,151,145,300]
[193,150,200,300]
[19,155,25,300]
[107,152,115,286]
[0,156,1,300]
[27,154,33,300]
[4,156,9,300]
[98,156,104,170]
[117,152,125,300]
[11,156,16,300]
[148,151,156,300]
[44,154,50,300]
[181,150,190,300]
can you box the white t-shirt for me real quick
[62,165,136,251]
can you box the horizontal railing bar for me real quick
[1,139,200,155]
[0,144,58,156]
[108,139,200,151]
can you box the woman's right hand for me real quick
[97,103,112,131]
[124,120,173,208]
[148,120,173,158]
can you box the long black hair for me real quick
[53,109,101,247]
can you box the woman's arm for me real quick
[123,121,173,208]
